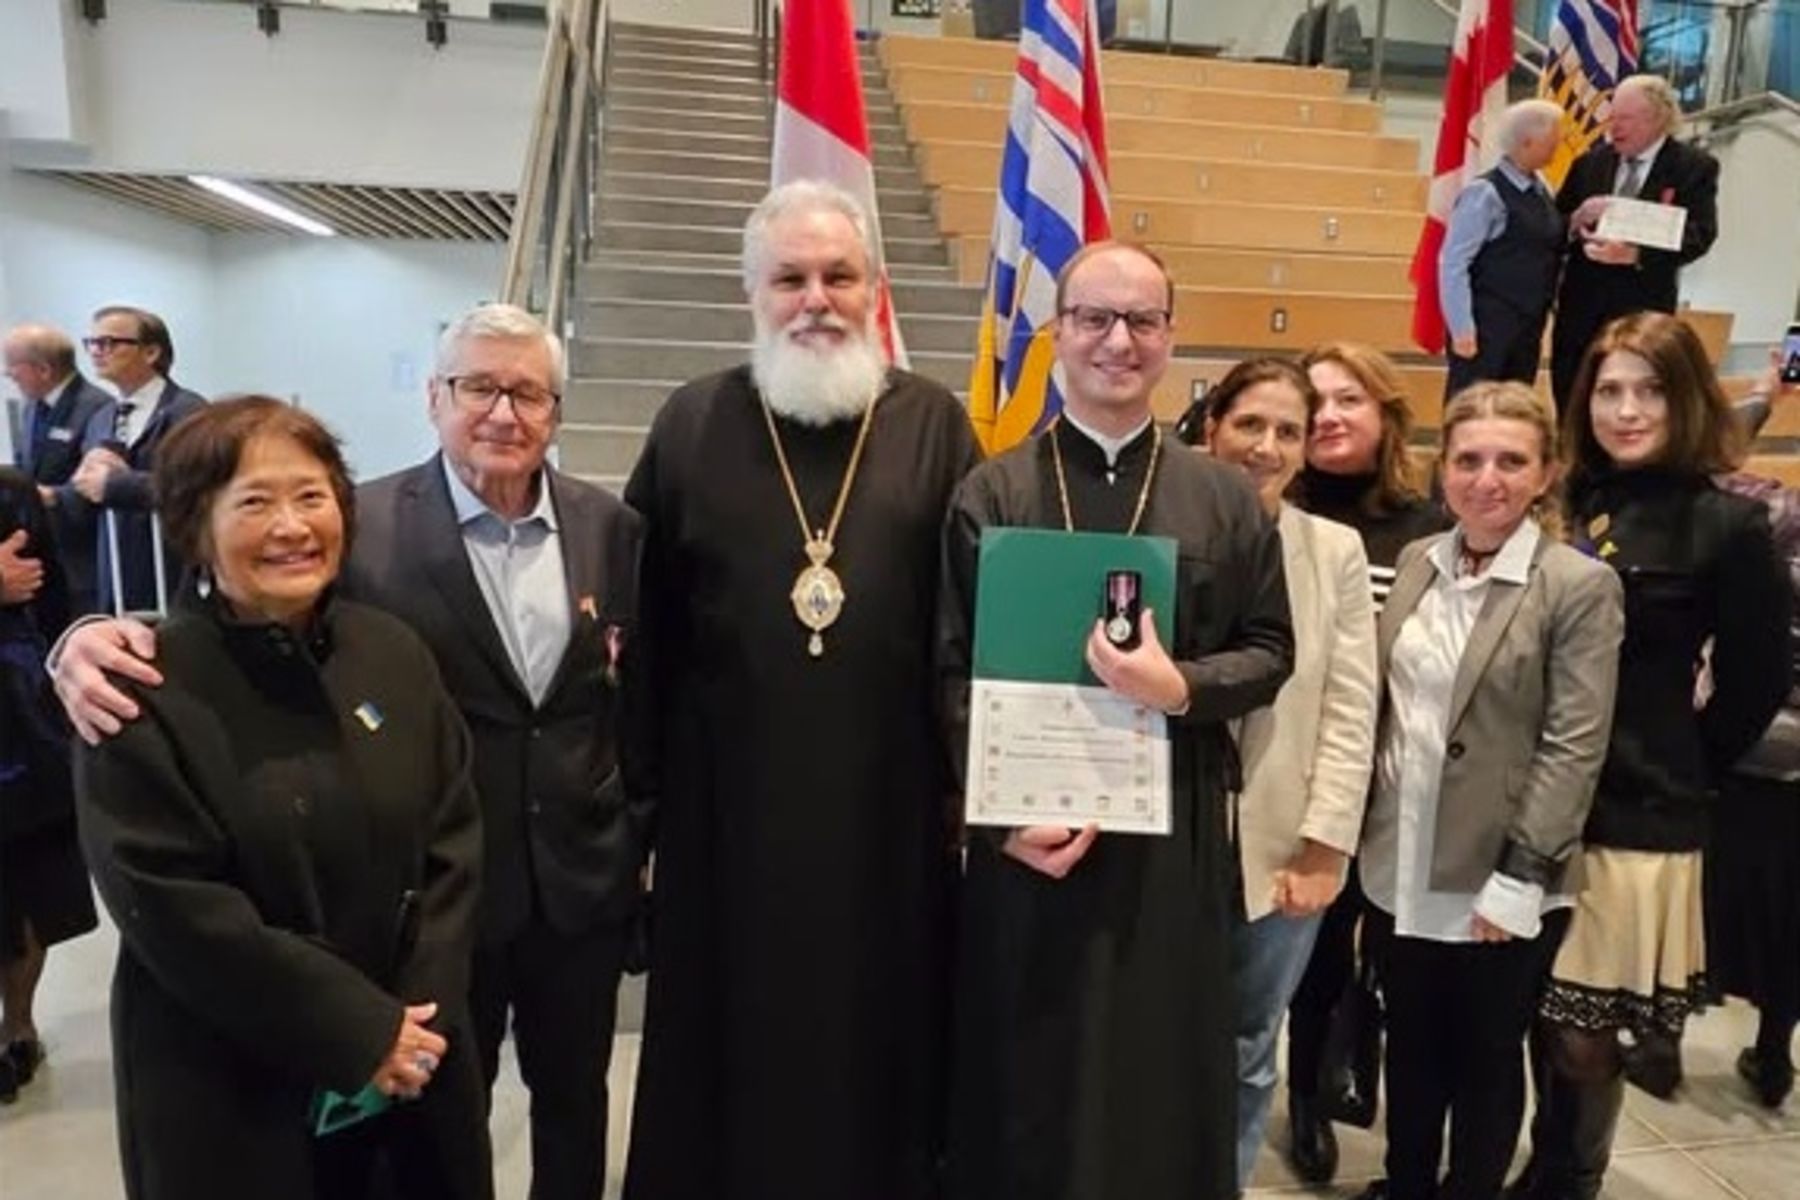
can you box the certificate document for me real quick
[1595,196,1688,251]
[965,678,1173,836]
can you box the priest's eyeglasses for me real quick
[1059,305,1173,340]
[445,375,561,420]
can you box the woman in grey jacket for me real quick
[1354,382,1624,1200]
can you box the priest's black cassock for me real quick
[940,422,1294,1200]
[621,365,981,1200]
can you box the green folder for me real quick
[972,528,1178,685]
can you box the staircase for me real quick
[562,21,983,489]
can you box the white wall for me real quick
[1679,121,1800,357]
[4,0,544,190]
[208,235,504,480]
[0,0,84,145]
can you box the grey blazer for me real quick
[1377,529,1624,894]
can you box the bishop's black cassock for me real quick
[621,366,981,1200]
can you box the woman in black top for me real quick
[0,468,97,1102]
[1280,342,1450,1182]
[76,398,491,1200]
[1517,313,1791,1200]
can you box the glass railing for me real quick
[939,0,1797,108]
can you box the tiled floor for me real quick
[3,914,1795,1199]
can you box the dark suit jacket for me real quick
[95,379,206,614]
[1552,137,1721,362]
[345,455,645,945]
[19,374,113,612]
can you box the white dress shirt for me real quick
[1361,519,1569,942]
[113,377,166,447]
[441,458,572,707]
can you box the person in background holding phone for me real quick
[74,398,489,1200]
[1183,358,1379,1190]
[1706,341,1800,1110]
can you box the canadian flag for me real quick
[772,0,909,368]
[1409,0,1516,353]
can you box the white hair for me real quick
[740,180,876,293]
[1499,99,1564,154]
[1615,74,1681,133]
[434,303,566,392]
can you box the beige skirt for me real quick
[1539,847,1707,1040]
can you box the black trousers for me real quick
[471,916,628,1200]
[1288,866,1366,1094]
[1445,302,1549,402]
[1371,906,1570,1200]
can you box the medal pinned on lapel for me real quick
[1587,513,1612,541]
[353,701,385,733]
[578,594,598,622]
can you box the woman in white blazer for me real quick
[1189,358,1380,1189]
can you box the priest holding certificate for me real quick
[940,242,1295,1200]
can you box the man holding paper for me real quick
[1550,74,1720,407]
[940,241,1295,1200]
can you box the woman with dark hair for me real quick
[1182,359,1378,1189]
[1512,313,1791,1200]
[1282,342,1451,1182]
[75,397,492,1200]
[0,468,97,1102]
[1355,382,1622,1200]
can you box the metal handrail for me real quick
[500,0,610,336]
[1418,0,1548,76]
[1687,89,1800,147]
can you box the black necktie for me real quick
[112,400,137,447]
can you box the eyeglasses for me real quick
[445,375,560,420]
[1059,305,1173,340]
[82,336,144,353]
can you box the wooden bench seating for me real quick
[877,32,1351,97]
[915,141,1427,212]
[901,103,1421,172]
[886,64,1383,133]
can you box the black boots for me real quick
[1737,1045,1796,1109]
[1514,1069,1624,1200]
[1622,1031,1683,1099]
[1286,1087,1340,1184]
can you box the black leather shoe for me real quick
[1286,1089,1340,1184]
[1737,1046,1795,1109]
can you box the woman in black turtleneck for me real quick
[1512,313,1790,1200]
[1276,342,1450,1183]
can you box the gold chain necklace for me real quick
[760,398,879,658]
[1049,420,1163,534]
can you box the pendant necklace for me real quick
[1049,420,1163,535]
[760,397,878,658]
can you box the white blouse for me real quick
[1360,519,1568,943]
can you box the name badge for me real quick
[48,426,76,443]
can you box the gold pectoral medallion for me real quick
[791,538,846,658]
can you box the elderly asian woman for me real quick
[1354,382,1624,1200]
[74,397,491,1200]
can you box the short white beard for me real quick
[750,312,887,426]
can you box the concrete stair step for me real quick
[611,22,763,52]
[579,263,984,312]
[559,424,651,478]
[583,247,959,282]
[564,379,680,426]
[583,298,978,351]
[597,169,933,215]
[598,194,940,240]
[608,50,770,81]
[595,220,948,264]
[601,146,921,194]
[572,337,971,391]
[610,67,771,100]
[607,85,773,118]
[606,104,908,144]
[605,125,912,168]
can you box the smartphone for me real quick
[1781,322,1800,385]
[1101,570,1142,652]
